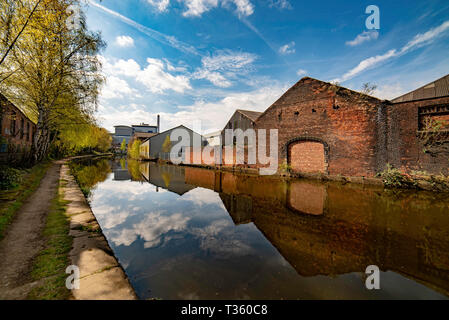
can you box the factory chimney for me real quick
[157,115,160,133]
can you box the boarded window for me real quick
[288,141,326,173]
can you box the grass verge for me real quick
[0,162,52,240]
[27,180,73,300]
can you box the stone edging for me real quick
[60,164,137,300]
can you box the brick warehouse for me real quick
[0,93,36,161]
[388,74,449,174]
[255,76,449,177]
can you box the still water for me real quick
[70,157,449,300]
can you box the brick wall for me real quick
[387,96,449,174]
[289,141,325,173]
[255,77,387,177]
[1,95,36,156]
[181,78,448,177]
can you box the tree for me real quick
[0,0,105,163]
[51,122,112,156]
[361,82,377,96]
[0,0,43,69]
[419,118,449,157]
[128,139,141,160]
[162,135,172,153]
[121,139,127,153]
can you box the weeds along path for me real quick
[0,162,62,300]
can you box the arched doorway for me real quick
[287,139,328,174]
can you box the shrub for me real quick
[0,165,22,190]
[379,164,417,189]
[279,161,292,174]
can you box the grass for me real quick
[27,181,73,300]
[0,162,52,240]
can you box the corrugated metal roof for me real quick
[392,74,449,103]
[236,109,263,122]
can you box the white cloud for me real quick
[334,20,449,83]
[374,83,404,100]
[89,0,201,56]
[180,188,223,206]
[346,31,379,47]
[147,0,170,12]
[297,69,307,77]
[335,49,397,83]
[179,0,254,17]
[107,212,190,247]
[102,76,137,99]
[279,41,295,55]
[194,70,232,87]
[194,50,257,87]
[98,85,285,132]
[100,56,191,95]
[137,58,192,93]
[228,0,254,17]
[268,0,292,10]
[401,20,449,53]
[115,35,135,47]
[181,0,219,17]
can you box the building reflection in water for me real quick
[134,163,449,297]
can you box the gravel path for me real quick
[0,162,61,299]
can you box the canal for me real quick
[70,157,449,300]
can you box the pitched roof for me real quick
[236,109,263,122]
[0,93,37,124]
[392,74,449,103]
[257,77,383,121]
[133,132,157,139]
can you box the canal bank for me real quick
[60,163,137,300]
[0,156,136,300]
[149,160,449,193]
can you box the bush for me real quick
[379,164,417,189]
[0,165,22,190]
[279,161,292,174]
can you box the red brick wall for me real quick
[255,78,387,177]
[289,141,325,173]
[1,95,36,152]
[387,96,449,174]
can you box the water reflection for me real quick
[72,158,449,300]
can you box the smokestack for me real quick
[157,115,160,133]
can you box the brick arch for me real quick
[285,137,330,174]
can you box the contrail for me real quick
[240,17,279,55]
[87,0,202,57]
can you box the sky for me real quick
[82,0,449,133]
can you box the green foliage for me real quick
[379,164,418,189]
[128,159,144,181]
[0,165,21,189]
[162,135,172,153]
[53,124,112,157]
[69,158,111,199]
[121,139,127,152]
[1,0,106,163]
[28,182,72,300]
[419,118,448,156]
[128,140,141,160]
[279,161,292,174]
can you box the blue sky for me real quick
[83,0,449,133]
